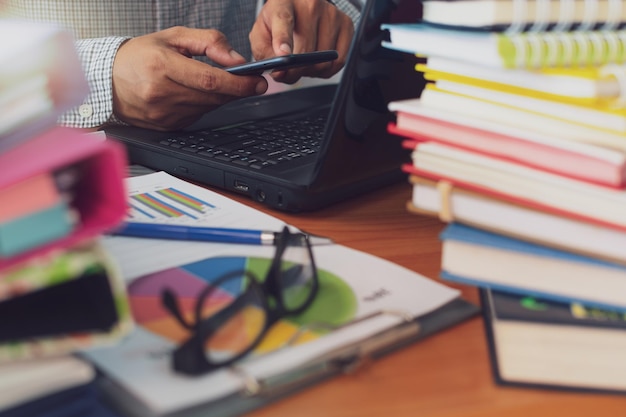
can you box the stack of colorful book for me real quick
[0,20,132,417]
[383,0,626,394]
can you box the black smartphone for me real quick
[225,50,338,75]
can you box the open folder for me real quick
[87,172,479,417]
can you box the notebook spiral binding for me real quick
[503,0,626,68]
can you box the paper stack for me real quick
[0,20,131,417]
[383,0,626,394]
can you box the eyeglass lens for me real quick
[165,229,319,374]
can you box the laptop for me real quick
[104,0,424,212]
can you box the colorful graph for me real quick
[128,256,358,355]
[128,187,216,221]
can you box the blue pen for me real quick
[111,222,333,246]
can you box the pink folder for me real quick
[0,127,128,271]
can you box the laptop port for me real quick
[233,180,249,192]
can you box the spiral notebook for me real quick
[383,0,626,70]
[383,22,626,69]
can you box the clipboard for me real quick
[95,298,478,417]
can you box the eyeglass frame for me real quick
[161,226,320,376]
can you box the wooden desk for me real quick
[221,182,626,417]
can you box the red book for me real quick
[403,141,626,232]
[388,98,626,188]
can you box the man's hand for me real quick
[112,27,268,131]
[249,0,354,84]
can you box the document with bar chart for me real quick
[124,171,280,228]
[103,171,286,281]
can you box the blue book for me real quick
[439,223,626,311]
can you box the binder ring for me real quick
[589,31,606,65]
[617,30,626,64]
[229,366,262,396]
[546,0,576,65]
[604,32,621,63]
[603,0,622,30]
[580,0,599,31]
[506,0,528,34]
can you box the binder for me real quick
[0,20,88,153]
[0,127,128,271]
[0,240,133,362]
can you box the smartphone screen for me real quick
[225,50,338,75]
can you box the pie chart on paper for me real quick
[127,256,359,354]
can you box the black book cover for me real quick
[479,288,626,394]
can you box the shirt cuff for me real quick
[57,36,130,129]
[333,0,361,28]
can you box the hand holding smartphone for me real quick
[225,50,338,75]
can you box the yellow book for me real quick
[430,79,626,133]
[418,57,625,105]
[418,84,626,151]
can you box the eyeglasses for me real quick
[161,227,319,376]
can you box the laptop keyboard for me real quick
[157,110,328,170]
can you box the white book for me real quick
[422,57,621,100]
[411,142,626,228]
[435,79,626,133]
[419,86,626,152]
[409,176,626,265]
[421,0,626,30]
[0,20,88,152]
[0,355,94,411]
[389,98,625,163]
[441,223,626,311]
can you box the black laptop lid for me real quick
[309,0,424,192]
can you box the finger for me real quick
[332,19,354,70]
[164,26,247,66]
[268,0,296,55]
[163,50,268,98]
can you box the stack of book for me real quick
[0,20,132,417]
[383,0,626,394]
